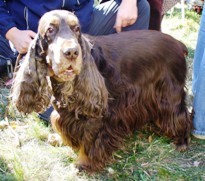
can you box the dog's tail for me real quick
[178,40,188,57]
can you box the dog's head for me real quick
[37,10,84,82]
[12,10,108,117]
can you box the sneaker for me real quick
[192,134,205,140]
[38,106,53,126]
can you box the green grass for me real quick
[162,6,200,60]
[0,7,204,181]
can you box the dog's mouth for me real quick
[63,66,74,76]
[54,65,77,82]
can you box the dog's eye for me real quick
[45,25,57,42]
[46,25,57,37]
[73,26,80,33]
[47,27,55,35]
[48,27,54,33]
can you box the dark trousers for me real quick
[147,0,163,31]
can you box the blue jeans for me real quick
[39,0,150,122]
[192,4,205,136]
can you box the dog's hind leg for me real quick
[154,81,192,151]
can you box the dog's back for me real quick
[91,30,187,88]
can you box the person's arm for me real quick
[0,1,36,54]
[114,0,138,33]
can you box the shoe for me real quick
[192,134,205,140]
[38,106,53,126]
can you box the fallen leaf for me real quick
[10,121,18,129]
[0,120,9,129]
[148,135,153,143]
[193,161,200,167]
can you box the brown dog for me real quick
[11,10,191,172]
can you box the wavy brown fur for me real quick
[11,10,192,172]
[11,36,51,113]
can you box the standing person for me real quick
[192,3,205,139]
[0,0,150,122]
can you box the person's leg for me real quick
[87,0,150,35]
[192,5,205,139]
[147,0,163,31]
[192,5,205,95]
[192,51,205,138]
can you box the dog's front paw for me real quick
[76,163,92,173]
[76,160,103,173]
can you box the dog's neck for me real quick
[49,77,75,109]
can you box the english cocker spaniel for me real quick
[11,10,192,172]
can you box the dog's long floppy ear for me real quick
[73,35,109,118]
[11,34,51,114]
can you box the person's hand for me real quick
[6,27,36,54]
[114,0,138,33]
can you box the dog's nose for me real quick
[63,47,79,59]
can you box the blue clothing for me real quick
[0,0,94,37]
[0,0,150,37]
[192,4,205,137]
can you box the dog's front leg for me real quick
[77,144,108,173]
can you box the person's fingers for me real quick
[121,19,128,27]
[27,30,37,39]
[114,17,122,33]
[125,17,137,25]
[117,17,137,30]
[130,18,137,25]
[115,26,121,33]
[19,42,30,54]
[19,48,28,54]
[17,35,33,53]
